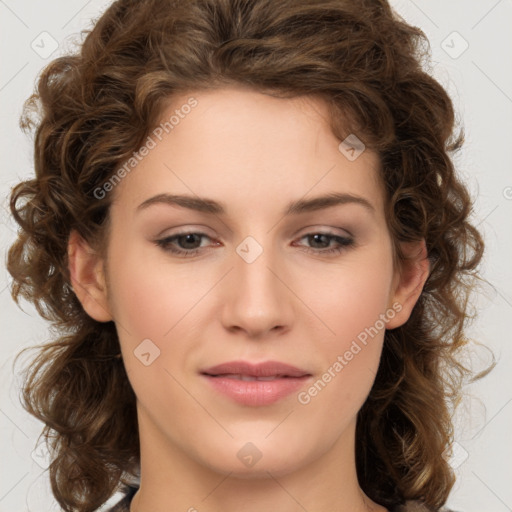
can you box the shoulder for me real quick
[104,492,461,512]
[103,486,138,512]
[392,501,460,512]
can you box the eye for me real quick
[293,232,354,256]
[155,232,218,257]
[154,230,355,258]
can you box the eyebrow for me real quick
[136,192,375,216]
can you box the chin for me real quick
[196,439,314,480]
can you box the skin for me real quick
[68,86,429,512]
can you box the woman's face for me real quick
[78,86,421,479]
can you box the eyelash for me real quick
[154,231,355,258]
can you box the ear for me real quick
[386,240,430,330]
[67,229,113,322]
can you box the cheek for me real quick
[104,244,216,392]
[300,259,394,344]
[106,246,205,340]
[296,256,393,407]
[296,282,388,437]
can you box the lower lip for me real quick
[201,375,311,406]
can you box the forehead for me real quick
[110,86,385,217]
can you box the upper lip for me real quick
[200,360,311,378]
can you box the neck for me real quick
[130,409,387,512]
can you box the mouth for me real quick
[203,373,303,381]
[200,360,311,379]
[200,360,312,406]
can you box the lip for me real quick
[200,360,312,406]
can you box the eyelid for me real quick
[155,225,217,239]
[294,224,353,238]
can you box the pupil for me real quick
[180,234,200,249]
[310,234,329,248]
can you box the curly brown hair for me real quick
[8,0,485,510]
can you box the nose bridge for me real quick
[221,234,292,336]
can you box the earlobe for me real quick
[386,240,430,330]
[67,229,113,322]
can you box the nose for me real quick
[220,240,294,339]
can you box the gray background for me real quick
[1,1,511,510]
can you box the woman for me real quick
[8,0,484,511]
